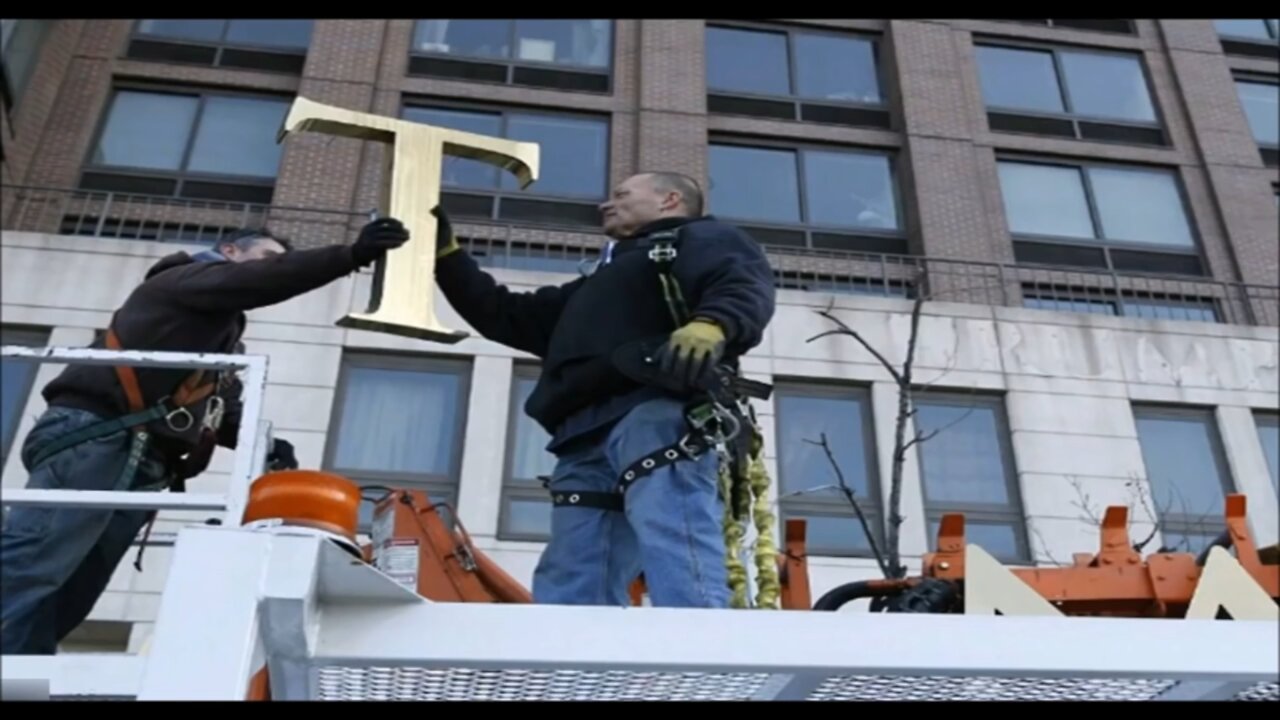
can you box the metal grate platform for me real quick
[313,667,773,701]
[308,667,1278,702]
[11,529,1270,701]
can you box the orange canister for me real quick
[240,470,362,541]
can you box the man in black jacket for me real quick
[433,171,776,608]
[0,217,409,654]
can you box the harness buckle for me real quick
[647,244,677,263]
[162,402,195,433]
[686,400,741,446]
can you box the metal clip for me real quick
[647,244,678,262]
[163,401,195,432]
[203,395,226,432]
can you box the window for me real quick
[974,42,1164,146]
[705,23,889,130]
[1215,19,1279,40]
[126,19,313,74]
[402,102,609,227]
[1214,20,1279,60]
[80,86,291,205]
[774,383,882,557]
[323,353,471,531]
[1021,290,1220,323]
[1133,405,1236,554]
[996,158,1204,275]
[0,19,52,112]
[708,141,904,254]
[991,19,1136,35]
[1255,413,1279,495]
[1234,77,1279,166]
[498,366,557,540]
[1,326,47,465]
[410,20,612,93]
[914,395,1028,564]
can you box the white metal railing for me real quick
[0,345,276,698]
[8,524,1275,701]
[0,344,271,526]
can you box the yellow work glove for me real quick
[430,205,460,259]
[654,318,726,389]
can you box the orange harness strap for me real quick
[103,323,219,572]
[104,327,215,415]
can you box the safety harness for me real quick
[542,228,782,609]
[28,316,226,569]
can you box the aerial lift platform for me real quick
[1,344,1277,701]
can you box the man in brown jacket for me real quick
[0,216,409,655]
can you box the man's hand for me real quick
[352,217,410,267]
[431,206,460,259]
[266,438,298,471]
[654,318,726,389]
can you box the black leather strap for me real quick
[550,489,625,513]
[617,433,710,494]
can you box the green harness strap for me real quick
[646,232,781,610]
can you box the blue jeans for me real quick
[531,397,730,608]
[0,407,173,654]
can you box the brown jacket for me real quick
[42,244,365,460]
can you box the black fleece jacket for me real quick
[435,215,776,450]
[42,244,366,458]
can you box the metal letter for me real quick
[277,97,540,343]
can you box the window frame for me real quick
[1214,19,1280,60]
[772,380,885,558]
[407,19,615,95]
[973,37,1167,146]
[124,19,312,75]
[995,153,1207,275]
[1231,72,1280,166]
[707,136,908,254]
[1131,404,1238,552]
[989,19,1138,35]
[0,19,52,116]
[913,393,1030,565]
[78,82,294,203]
[1,325,49,465]
[400,97,612,226]
[321,352,473,526]
[1020,288,1222,324]
[1253,411,1279,495]
[129,19,313,53]
[497,363,555,542]
[705,20,888,107]
[1214,19,1280,43]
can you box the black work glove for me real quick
[653,318,726,390]
[431,205,460,259]
[351,216,410,267]
[266,438,298,471]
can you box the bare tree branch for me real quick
[801,273,1004,581]
[882,293,926,579]
[1030,525,1068,568]
[803,433,891,578]
[1128,477,1161,552]
[807,309,903,384]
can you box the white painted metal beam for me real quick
[310,601,1279,682]
[0,654,143,699]
[0,489,229,511]
[0,345,270,527]
[134,527,275,700]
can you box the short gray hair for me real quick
[644,171,704,216]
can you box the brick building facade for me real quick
[3,19,1277,286]
[0,19,1278,655]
